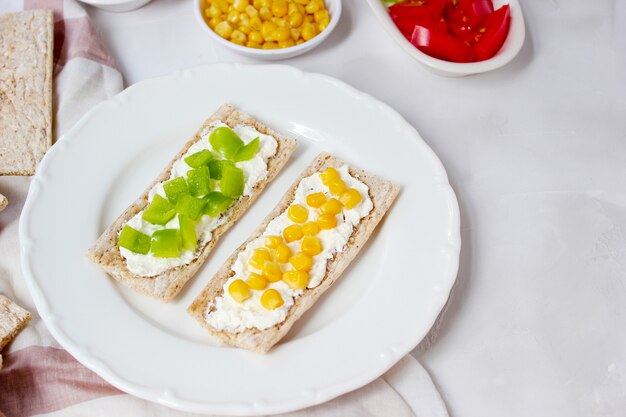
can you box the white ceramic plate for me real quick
[20,64,460,415]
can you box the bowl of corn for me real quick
[195,0,341,60]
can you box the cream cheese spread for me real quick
[119,122,278,277]
[205,165,373,333]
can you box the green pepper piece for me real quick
[209,126,244,160]
[118,225,151,254]
[178,214,197,251]
[163,177,189,204]
[142,194,176,225]
[151,229,181,258]
[184,149,214,168]
[175,194,206,221]
[220,165,244,198]
[203,191,234,217]
[187,166,211,197]
[232,137,260,162]
[208,159,234,180]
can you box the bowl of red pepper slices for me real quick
[366,0,525,76]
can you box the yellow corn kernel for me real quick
[301,236,322,256]
[261,289,284,310]
[288,11,304,27]
[209,4,222,17]
[259,6,272,20]
[296,38,305,44]
[320,167,339,185]
[214,21,234,38]
[305,0,320,13]
[291,28,301,40]
[282,270,309,290]
[275,243,291,263]
[204,7,212,18]
[262,41,279,49]
[302,221,320,236]
[265,235,283,249]
[260,0,271,6]
[314,9,329,23]
[283,224,303,242]
[272,0,288,17]
[274,17,289,28]
[301,22,317,40]
[340,188,362,209]
[328,177,346,195]
[253,0,262,8]
[233,0,249,12]
[250,15,263,29]
[305,14,314,23]
[245,4,258,16]
[249,248,271,270]
[240,12,250,21]
[246,272,268,290]
[263,260,283,282]
[318,18,329,32]
[215,0,230,11]
[208,17,221,29]
[294,0,308,4]
[272,26,291,42]
[239,23,252,34]
[246,40,262,48]
[230,29,247,44]
[262,21,277,41]
[289,252,313,271]
[227,10,240,24]
[228,279,251,303]
[279,38,295,47]
[317,213,337,230]
[306,192,326,208]
[287,204,308,223]
[287,3,298,14]
[320,198,343,215]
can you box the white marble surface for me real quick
[86,1,626,416]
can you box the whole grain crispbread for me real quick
[87,103,297,302]
[0,10,54,176]
[188,153,400,353]
[0,295,31,350]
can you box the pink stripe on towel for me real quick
[0,346,121,417]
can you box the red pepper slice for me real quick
[446,0,494,28]
[393,15,447,40]
[472,4,511,61]
[410,24,474,63]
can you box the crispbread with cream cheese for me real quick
[188,153,400,353]
[87,103,297,302]
[0,295,32,368]
[0,10,54,175]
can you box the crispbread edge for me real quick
[188,153,400,353]
[0,10,54,175]
[87,103,297,302]
[0,295,32,350]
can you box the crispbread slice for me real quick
[0,10,54,175]
[0,295,31,350]
[188,153,400,353]
[87,104,297,302]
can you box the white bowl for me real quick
[194,0,341,60]
[77,0,153,12]
[366,0,525,77]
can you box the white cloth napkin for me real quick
[0,1,449,416]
